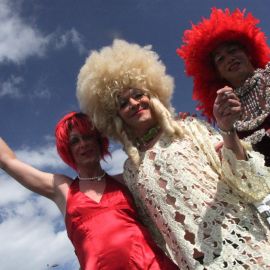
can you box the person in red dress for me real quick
[178,8,270,166]
[0,112,178,270]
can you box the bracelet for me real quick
[218,126,236,136]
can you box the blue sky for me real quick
[0,0,269,269]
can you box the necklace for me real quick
[78,171,106,181]
[136,126,160,147]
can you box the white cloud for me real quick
[30,77,52,99]
[101,147,127,175]
[0,75,23,98]
[32,87,51,99]
[0,195,79,270]
[0,0,49,64]
[0,74,52,100]
[0,0,86,65]
[54,28,87,55]
[0,174,31,205]
[16,143,67,169]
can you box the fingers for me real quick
[216,99,241,117]
[215,86,239,106]
[217,86,233,95]
[222,105,241,117]
[214,86,242,128]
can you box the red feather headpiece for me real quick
[177,8,270,122]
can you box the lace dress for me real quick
[124,118,270,269]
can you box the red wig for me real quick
[177,8,270,122]
[55,112,110,171]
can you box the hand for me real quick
[213,86,242,131]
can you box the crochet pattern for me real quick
[124,118,270,269]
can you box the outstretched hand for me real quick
[213,86,242,131]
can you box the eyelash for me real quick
[215,47,239,63]
[70,138,79,145]
[69,135,94,146]
[119,93,145,109]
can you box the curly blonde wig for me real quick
[77,39,183,165]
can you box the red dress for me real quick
[65,175,179,270]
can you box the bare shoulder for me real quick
[50,174,73,214]
[52,173,73,194]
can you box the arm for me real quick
[212,89,270,203]
[213,86,246,160]
[0,137,70,201]
[180,117,270,204]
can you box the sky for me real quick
[0,0,269,269]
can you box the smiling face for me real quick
[213,42,255,88]
[117,88,157,136]
[69,129,101,168]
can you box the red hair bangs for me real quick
[177,8,270,122]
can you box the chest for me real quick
[126,138,221,204]
[80,184,106,203]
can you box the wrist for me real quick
[218,125,236,136]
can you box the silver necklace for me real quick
[78,171,106,181]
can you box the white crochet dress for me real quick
[124,118,270,270]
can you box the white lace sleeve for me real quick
[221,145,270,203]
[183,117,270,203]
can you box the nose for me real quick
[128,97,140,109]
[225,52,236,64]
[78,137,88,147]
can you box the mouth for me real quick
[228,61,241,72]
[81,149,93,156]
[131,108,145,118]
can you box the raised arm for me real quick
[0,137,71,203]
[213,86,246,160]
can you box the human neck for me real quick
[136,125,161,149]
[77,164,104,179]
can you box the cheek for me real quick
[216,64,227,79]
[69,146,78,158]
[118,110,128,121]
[215,62,223,72]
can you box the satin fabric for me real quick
[65,176,179,270]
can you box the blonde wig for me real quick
[77,39,183,165]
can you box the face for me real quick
[117,88,156,135]
[69,129,101,168]
[213,43,254,88]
